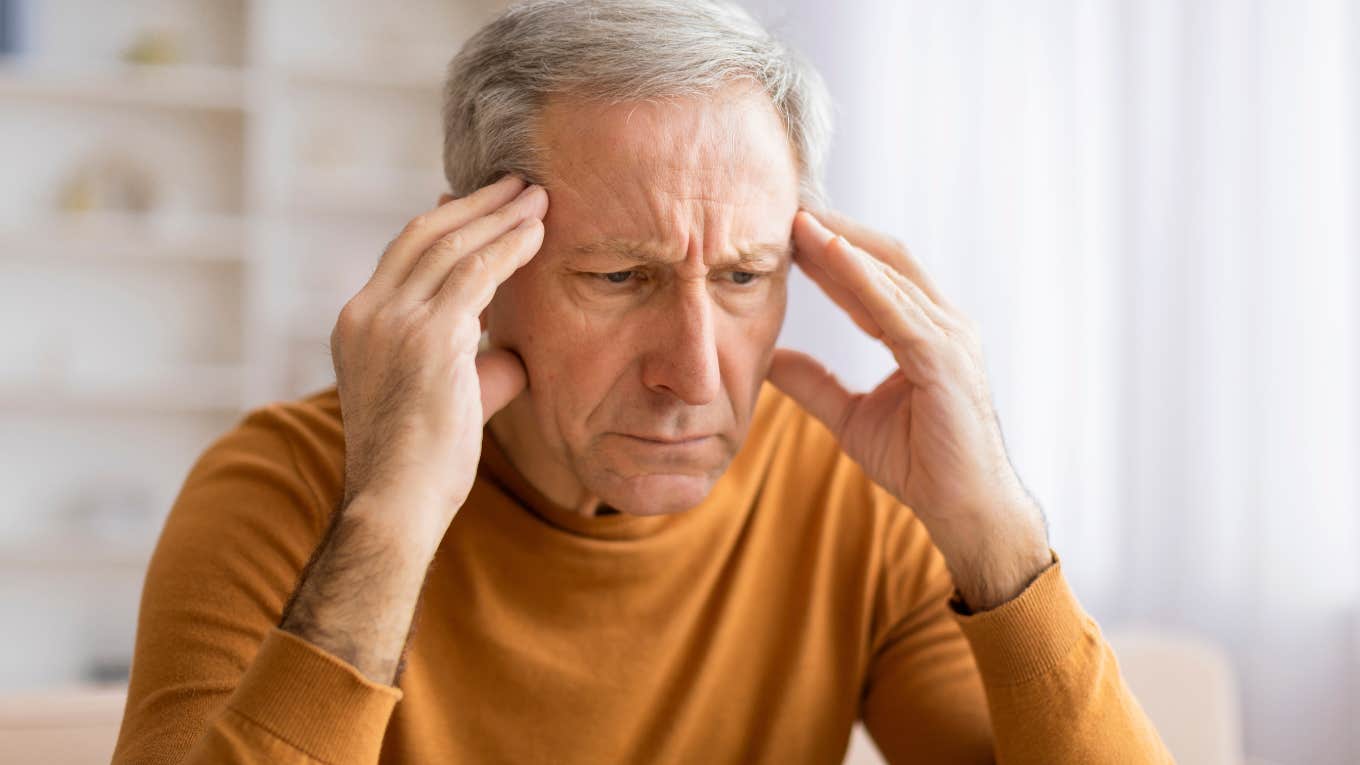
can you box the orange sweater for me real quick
[113,382,1171,764]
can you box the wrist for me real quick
[281,490,445,685]
[344,487,452,562]
[933,500,1051,612]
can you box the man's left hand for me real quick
[768,208,1051,611]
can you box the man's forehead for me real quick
[533,86,802,269]
[565,237,793,266]
[535,86,800,207]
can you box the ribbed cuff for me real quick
[227,628,403,764]
[949,550,1091,686]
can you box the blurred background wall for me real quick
[0,1,1355,763]
[757,2,1358,763]
[0,0,507,692]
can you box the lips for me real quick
[619,433,714,445]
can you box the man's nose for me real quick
[640,282,722,406]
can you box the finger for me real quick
[399,184,548,302]
[792,222,883,339]
[368,174,526,291]
[796,212,945,347]
[862,251,956,330]
[766,348,855,438]
[475,347,527,423]
[802,207,953,311]
[432,217,544,315]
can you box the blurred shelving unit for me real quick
[0,0,507,690]
[0,56,249,110]
[0,538,155,571]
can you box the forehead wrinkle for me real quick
[568,238,791,266]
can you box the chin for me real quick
[592,472,719,516]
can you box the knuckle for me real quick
[329,318,347,352]
[452,252,491,281]
[442,255,493,305]
[371,301,408,333]
[331,297,370,359]
[433,230,466,256]
[516,217,542,238]
[403,307,439,344]
[501,221,540,253]
[447,314,482,353]
[490,205,521,227]
[402,214,430,238]
[334,296,365,334]
[329,323,343,360]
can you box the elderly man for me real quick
[114,1,1171,763]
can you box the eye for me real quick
[601,270,637,284]
[728,271,759,285]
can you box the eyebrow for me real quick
[567,239,793,264]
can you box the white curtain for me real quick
[752,1,1359,762]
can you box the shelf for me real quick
[0,210,249,264]
[0,538,155,571]
[0,57,250,112]
[0,363,248,414]
[284,64,443,92]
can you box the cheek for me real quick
[717,283,788,397]
[727,278,788,344]
[489,269,637,432]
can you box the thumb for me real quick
[475,347,528,423]
[767,348,855,438]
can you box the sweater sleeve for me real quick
[858,505,996,764]
[111,408,401,764]
[860,504,1175,765]
[948,551,1174,764]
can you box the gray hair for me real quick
[441,0,834,207]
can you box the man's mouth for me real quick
[617,433,714,446]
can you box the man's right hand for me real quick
[278,175,546,685]
[329,174,547,545]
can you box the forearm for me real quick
[280,489,441,685]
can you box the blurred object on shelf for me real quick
[0,0,26,56]
[85,656,130,686]
[121,27,181,67]
[57,150,157,214]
